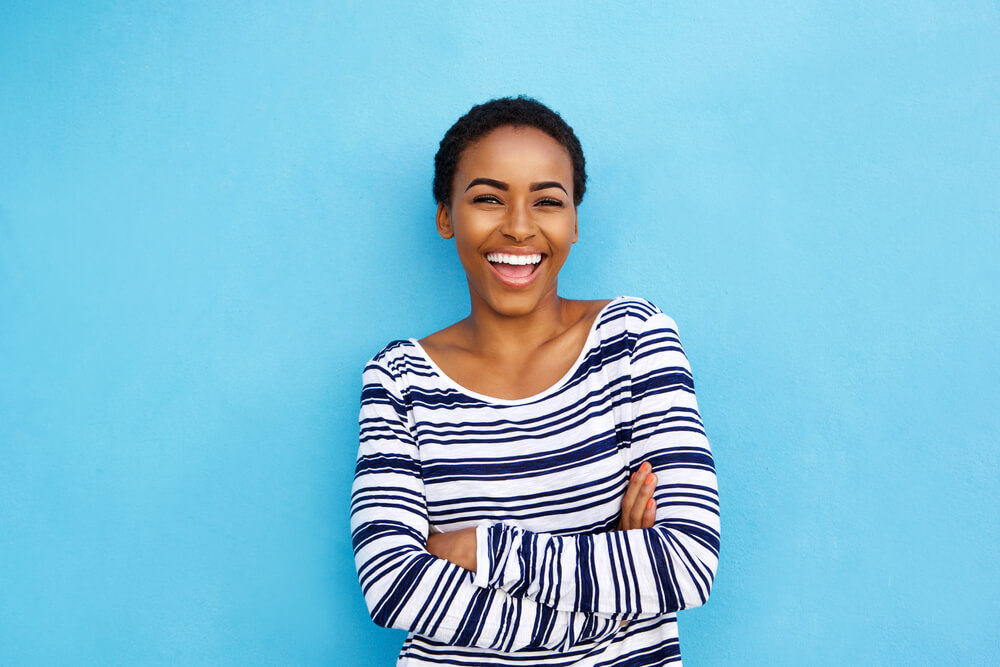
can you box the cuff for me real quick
[472,522,492,588]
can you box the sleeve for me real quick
[471,312,720,616]
[350,358,623,652]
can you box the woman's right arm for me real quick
[350,361,622,652]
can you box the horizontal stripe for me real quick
[350,297,719,666]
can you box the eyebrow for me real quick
[465,177,507,191]
[464,178,568,195]
[530,181,568,194]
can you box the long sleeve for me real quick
[350,359,622,652]
[471,313,720,616]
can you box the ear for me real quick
[571,210,578,244]
[436,203,454,239]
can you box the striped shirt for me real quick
[351,297,720,666]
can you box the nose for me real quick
[499,203,536,242]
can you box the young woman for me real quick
[351,97,719,666]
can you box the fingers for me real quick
[618,461,657,530]
[641,495,657,529]
[618,462,648,528]
[629,469,656,528]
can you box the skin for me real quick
[421,125,657,571]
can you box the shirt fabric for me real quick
[350,297,720,666]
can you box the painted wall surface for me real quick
[2,2,997,665]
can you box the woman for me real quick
[351,97,719,666]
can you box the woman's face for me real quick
[437,125,578,318]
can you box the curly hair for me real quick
[433,96,587,207]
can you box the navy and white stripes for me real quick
[351,297,720,666]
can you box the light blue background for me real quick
[2,1,997,665]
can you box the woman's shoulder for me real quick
[414,320,467,358]
[596,296,674,330]
[363,338,424,379]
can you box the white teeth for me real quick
[485,253,542,265]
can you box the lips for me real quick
[484,250,545,288]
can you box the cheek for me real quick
[545,221,578,252]
[452,231,485,274]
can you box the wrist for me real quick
[459,526,478,571]
[427,526,479,572]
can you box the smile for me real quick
[484,252,545,288]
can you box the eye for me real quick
[535,198,564,207]
[472,194,503,205]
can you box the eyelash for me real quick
[472,195,564,207]
[473,194,502,205]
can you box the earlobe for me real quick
[572,217,578,243]
[436,203,454,239]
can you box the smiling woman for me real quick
[433,124,582,347]
[350,97,720,666]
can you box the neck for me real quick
[463,285,568,357]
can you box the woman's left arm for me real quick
[450,313,721,616]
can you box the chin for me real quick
[491,300,538,318]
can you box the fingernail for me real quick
[646,499,655,509]
[640,462,651,473]
[645,473,656,485]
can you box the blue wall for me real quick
[2,2,997,664]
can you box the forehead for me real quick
[455,126,573,182]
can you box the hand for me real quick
[617,461,657,531]
[427,526,477,572]
[616,461,657,627]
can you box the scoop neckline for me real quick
[407,297,623,406]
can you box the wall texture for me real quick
[1,1,997,664]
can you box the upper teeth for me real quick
[486,253,542,265]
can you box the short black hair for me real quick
[433,96,587,207]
